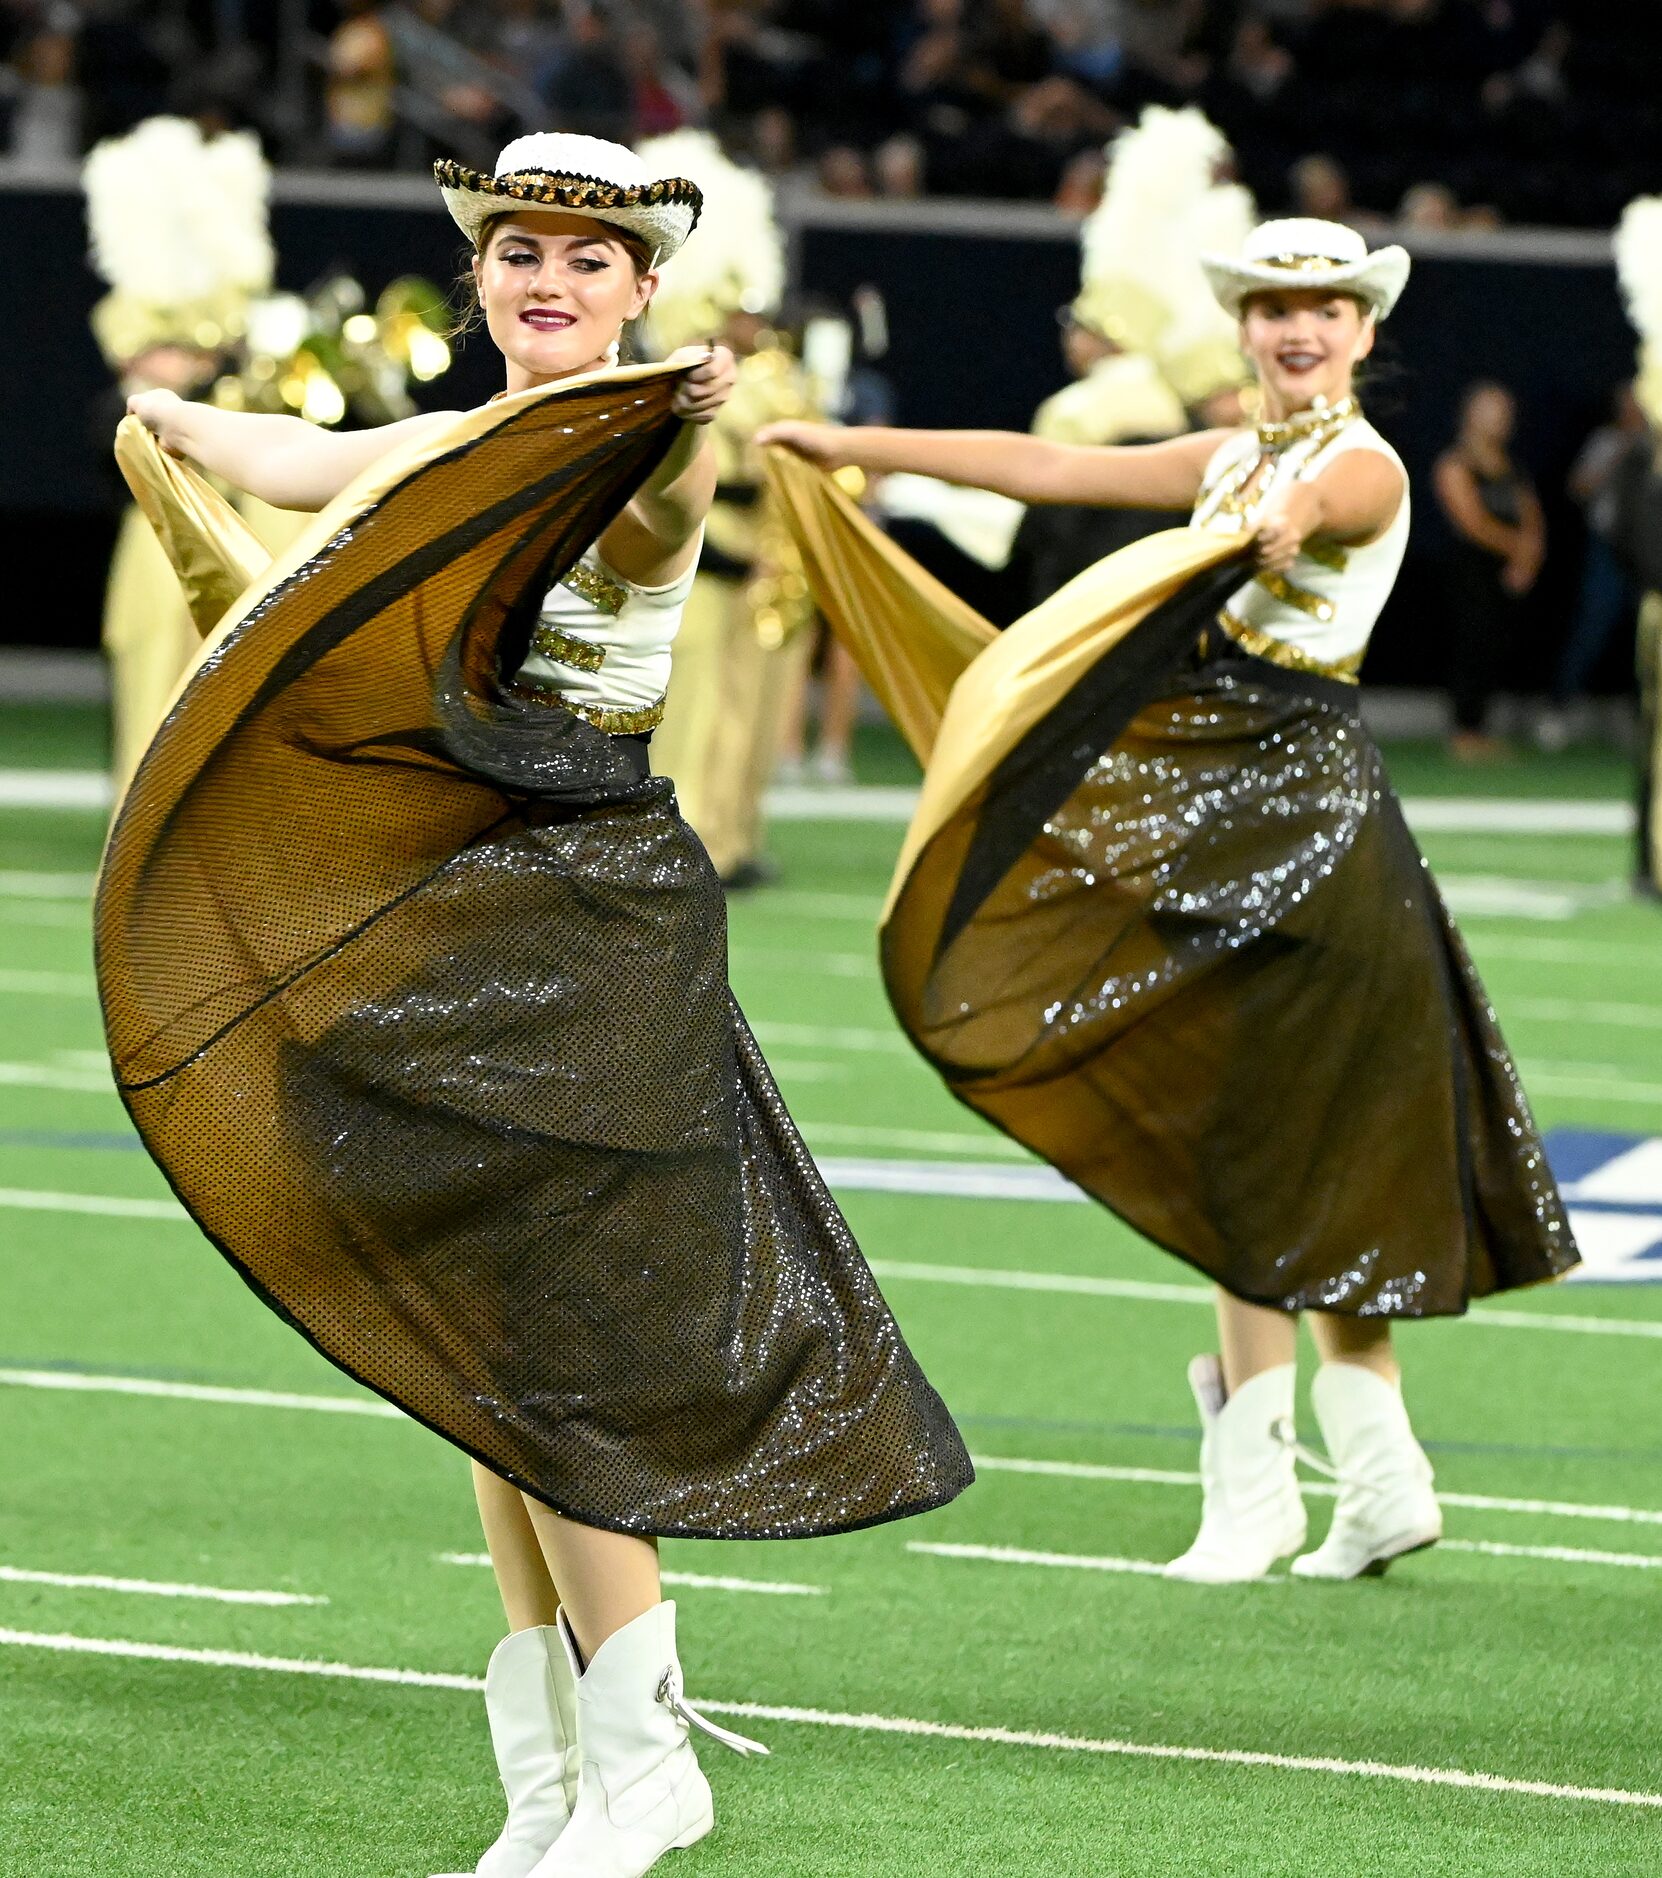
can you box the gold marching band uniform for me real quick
[651,341,820,880]
[87,117,452,793]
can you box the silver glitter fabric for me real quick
[97,372,972,1538]
[883,599,1580,1318]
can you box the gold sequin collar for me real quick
[1256,395,1360,452]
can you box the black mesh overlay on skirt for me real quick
[96,372,972,1538]
[883,580,1580,1319]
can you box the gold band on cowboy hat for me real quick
[435,133,702,264]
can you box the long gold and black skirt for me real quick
[96,367,972,1538]
[767,452,1580,1318]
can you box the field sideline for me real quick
[2,702,1659,1877]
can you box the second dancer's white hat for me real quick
[1202,218,1411,320]
[435,133,703,264]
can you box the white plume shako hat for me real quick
[1202,218,1410,320]
[435,132,702,264]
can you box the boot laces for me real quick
[656,1666,771,1758]
[1271,1416,1386,1499]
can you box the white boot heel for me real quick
[1164,1356,1307,1584]
[432,1625,580,1878]
[529,1600,767,1878]
[1291,1363,1442,1580]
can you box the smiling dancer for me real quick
[105,133,970,1878]
[762,217,1578,1585]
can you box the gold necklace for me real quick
[1256,394,1360,452]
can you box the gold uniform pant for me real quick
[103,496,307,794]
[654,571,811,878]
[1640,592,1662,892]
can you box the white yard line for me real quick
[0,1566,325,1606]
[867,1257,1662,1341]
[0,1367,403,1419]
[0,770,111,810]
[4,1368,1659,1531]
[0,1188,174,1218]
[752,1022,910,1056]
[805,1125,1034,1161]
[1464,934,1662,970]
[1403,799,1633,836]
[1441,1539,1662,1570]
[1512,999,1662,1029]
[968,1455,1662,1528]
[440,1553,825,1596]
[3,1626,1656,1809]
[909,1541,1168,1578]
[0,871,97,898]
[912,1537,1662,1576]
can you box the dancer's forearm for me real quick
[761,420,1225,511]
[126,391,451,511]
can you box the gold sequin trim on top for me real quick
[1301,538,1350,573]
[1254,569,1337,622]
[531,623,607,672]
[1255,395,1359,452]
[561,560,628,617]
[513,676,666,734]
[1218,609,1362,683]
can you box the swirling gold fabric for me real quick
[768,452,1579,1316]
[96,367,972,1536]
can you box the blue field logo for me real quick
[1549,1130,1662,1285]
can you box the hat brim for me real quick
[434,159,702,263]
[1201,246,1410,320]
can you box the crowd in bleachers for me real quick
[2,0,1658,229]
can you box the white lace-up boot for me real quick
[1291,1363,1442,1579]
[529,1600,767,1878]
[432,1626,580,1878]
[1164,1355,1307,1583]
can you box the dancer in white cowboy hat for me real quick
[117,131,971,1878]
[760,214,1577,1584]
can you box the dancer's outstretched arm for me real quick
[123,390,458,512]
[758,419,1232,511]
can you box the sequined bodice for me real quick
[1190,405,1409,681]
[513,540,700,734]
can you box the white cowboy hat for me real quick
[435,133,702,264]
[1201,218,1411,320]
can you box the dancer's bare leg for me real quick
[1309,1312,1399,1383]
[521,1497,662,1662]
[472,1461,561,1631]
[1216,1289,1298,1393]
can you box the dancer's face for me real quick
[1240,289,1374,418]
[474,211,657,389]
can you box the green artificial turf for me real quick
[1,706,1659,1877]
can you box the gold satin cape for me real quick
[767,447,1580,1317]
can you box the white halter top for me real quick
[513,538,700,734]
[1189,401,1409,681]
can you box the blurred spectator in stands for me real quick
[1540,383,1647,744]
[1225,15,1293,103]
[1433,381,1546,760]
[325,0,395,170]
[1289,152,1353,223]
[1117,0,1207,94]
[488,0,565,77]
[1398,180,1460,229]
[1482,18,1570,113]
[874,133,925,199]
[1053,143,1106,214]
[749,102,801,180]
[539,2,631,143]
[622,21,698,137]
[1032,0,1126,91]
[817,144,872,198]
[3,17,82,166]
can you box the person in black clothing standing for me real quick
[1432,380,1545,759]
